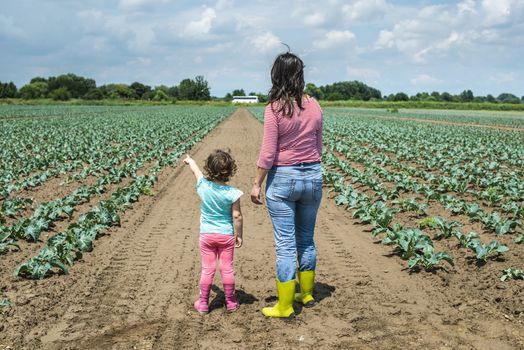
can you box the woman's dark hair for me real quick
[204,149,237,183]
[268,52,305,117]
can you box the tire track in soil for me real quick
[19,108,523,350]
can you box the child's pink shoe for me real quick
[223,284,239,312]
[194,284,211,314]
[194,299,209,314]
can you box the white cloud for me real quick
[251,32,281,53]
[411,74,442,86]
[342,0,390,21]
[458,0,477,15]
[128,26,156,51]
[184,7,217,37]
[304,12,325,26]
[2,0,524,97]
[413,31,466,63]
[482,0,512,25]
[119,0,170,10]
[314,30,355,49]
[374,30,394,49]
[347,67,380,83]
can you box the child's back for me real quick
[197,178,242,235]
[183,150,243,314]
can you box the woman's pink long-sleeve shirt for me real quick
[257,97,323,169]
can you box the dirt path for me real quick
[2,108,522,350]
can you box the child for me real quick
[183,149,244,314]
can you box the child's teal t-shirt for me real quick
[196,177,243,235]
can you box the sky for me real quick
[1,0,523,97]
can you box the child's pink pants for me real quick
[199,234,235,286]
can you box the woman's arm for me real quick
[256,106,278,170]
[252,106,277,204]
[316,116,323,156]
[183,155,203,180]
[232,199,243,248]
[250,167,269,204]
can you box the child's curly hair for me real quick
[204,149,237,183]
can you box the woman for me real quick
[251,52,323,319]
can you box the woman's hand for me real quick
[250,184,263,205]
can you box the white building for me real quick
[232,95,259,103]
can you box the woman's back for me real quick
[258,97,323,169]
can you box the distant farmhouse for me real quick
[232,95,259,103]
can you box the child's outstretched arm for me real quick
[232,199,243,248]
[183,155,203,181]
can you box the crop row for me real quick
[0,105,232,279]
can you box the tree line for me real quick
[0,73,211,101]
[302,82,523,104]
[1,74,523,104]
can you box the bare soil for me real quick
[1,109,522,350]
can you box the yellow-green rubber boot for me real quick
[295,270,315,307]
[262,279,295,319]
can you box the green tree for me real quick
[50,87,71,101]
[319,80,381,101]
[232,89,245,96]
[194,75,210,100]
[152,89,170,101]
[130,82,151,99]
[30,77,48,84]
[497,93,520,104]
[393,92,409,101]
[0,82,17,98]
[47,73,96,98]
[176,79,196,100]
[19,82,48,99]
[430,91,441,101]
[254,92,268,103]
[167,86,178,99]
[486,94,496,103]
[84,87,104,100]
[440,92,452,102]
[326,92,344,101]
[105,84,135,99]
[459,89,474,102]
[176,76,210,100]
[305,83,323,100]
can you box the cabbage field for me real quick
[0,106,231,278]
[250,106,524,279]
[1,105,523,349]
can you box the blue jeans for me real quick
[265,163,322,282]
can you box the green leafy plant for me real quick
[382,227,433,260]
[464,203,484,222]
[0,298,10,314]
[481,187,503,207]
[392,197,427,216]
[434,217,462,239]
[469,240,509,262]
[15,246,69,280]
[0,232,20,254]
[453,231,479,248]
[408,245,454,271]
[417,217,438,230]
[500,268,524,281]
